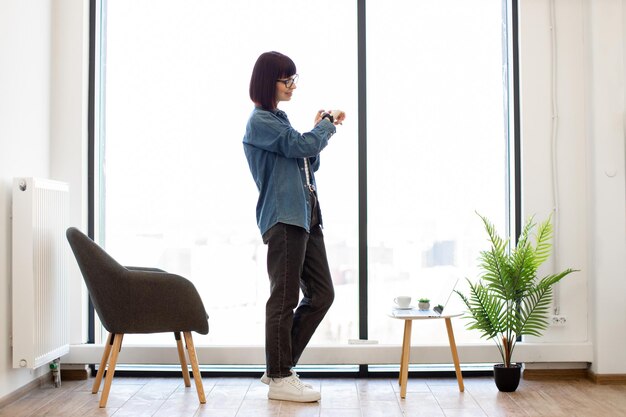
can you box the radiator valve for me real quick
[50,358,61,388]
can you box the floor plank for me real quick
[2,376,626,417]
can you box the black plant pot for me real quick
[493,363,521,392]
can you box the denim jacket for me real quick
[243,107,336,236]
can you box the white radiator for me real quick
[12,177,70,369]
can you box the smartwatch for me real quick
[321,113,334,124]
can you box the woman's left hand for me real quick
[314,109,326,126]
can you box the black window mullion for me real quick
[357,0,368,377]
[87,0,97,345]
[511,0,522,243]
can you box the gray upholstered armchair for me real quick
[66,227,209,408]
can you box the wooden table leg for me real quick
[444,318,464,392]
[398,323,405,386]
[399,319,412,398]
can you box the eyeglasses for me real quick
[276,74,299,88]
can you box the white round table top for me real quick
[387,309,463,320]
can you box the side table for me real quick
[388,311,464,398]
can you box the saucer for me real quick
[393,306,414,310]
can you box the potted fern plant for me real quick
[455,213,577,392]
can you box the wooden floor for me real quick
[2,375,626,417]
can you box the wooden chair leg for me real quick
[183,331,206,404]
[99,333,123,408]
[175,332,191,387]
[92,332,114,394]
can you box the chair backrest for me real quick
[66,227,127,331]
[66,227,209,335]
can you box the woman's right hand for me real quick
[329,110,346,125]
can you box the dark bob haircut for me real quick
[249,51,297,110]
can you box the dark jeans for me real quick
[262,220,334,378]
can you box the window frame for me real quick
[86,0,521,374]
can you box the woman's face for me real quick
[275,74,298,104]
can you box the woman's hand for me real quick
[329,110,346,125]
[314,109,326,126]
[314,109,346,126]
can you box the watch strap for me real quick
[322,113,334,124]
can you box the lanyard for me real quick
[303,158,315,192]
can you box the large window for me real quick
[97,0,359,346]
[366,1,510,344]
[94,0,514,357]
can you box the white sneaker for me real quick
[261,370,312,388]
[268,374,321,402]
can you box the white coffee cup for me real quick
[393,296,411,308]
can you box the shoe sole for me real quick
[267,392,321,402]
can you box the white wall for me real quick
[519,0,626,375]
[0,0,624,401]
[49,0,90,351]
[0,0,53,400]
[584,0,626,375]
[519,0,589,347]
[0,0,88,401]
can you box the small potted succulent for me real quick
[417,298,430,310]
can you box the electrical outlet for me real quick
[550,315,567,326]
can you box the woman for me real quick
[243,51,345,403]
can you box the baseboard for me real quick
[523,368,589,380]
[588,371,626,385]
[0,373,50,409]
[524,368,626,384]
[61,368,89,381]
